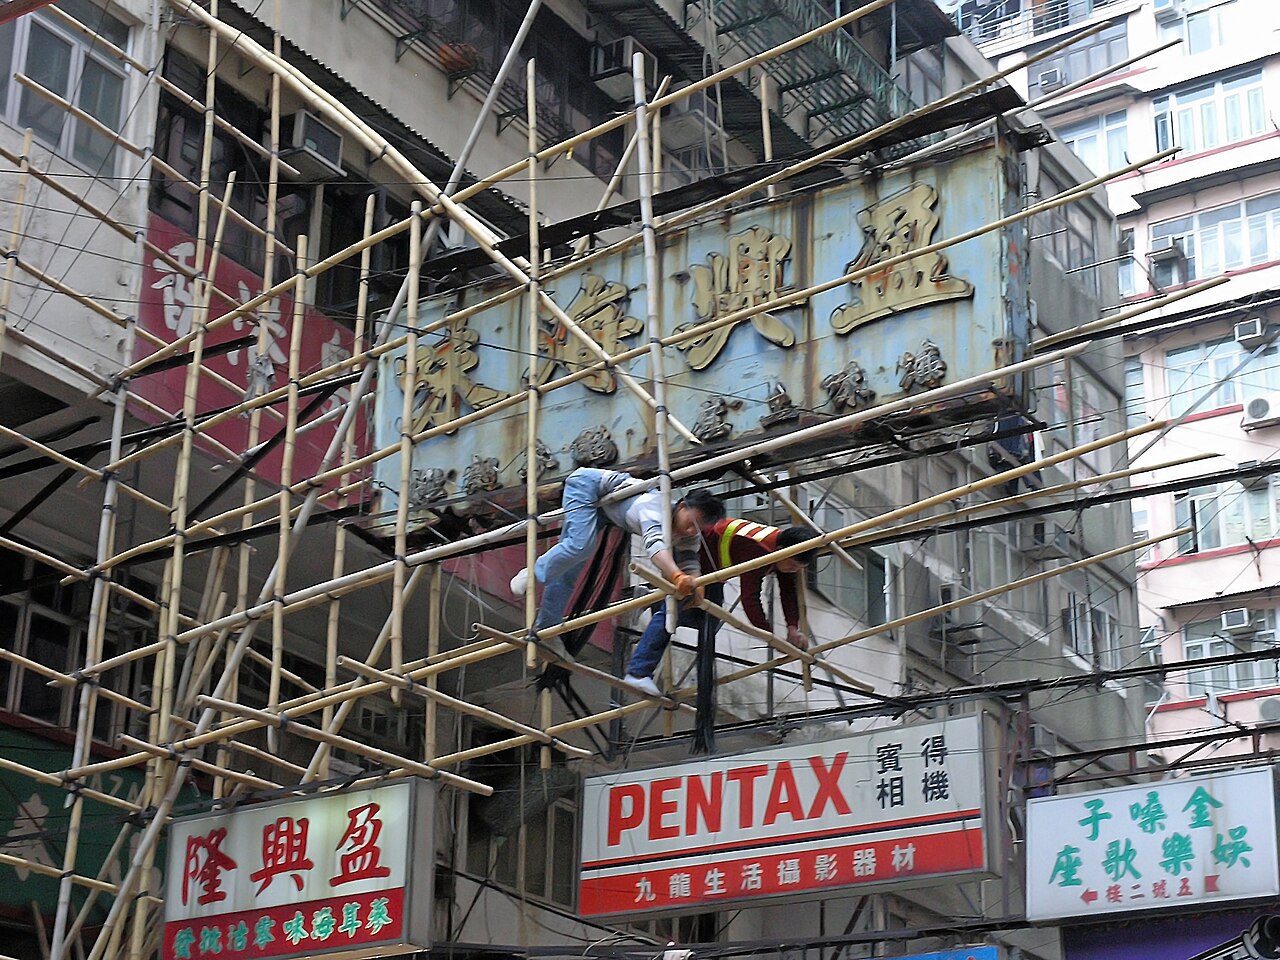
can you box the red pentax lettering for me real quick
[607,753,851,846]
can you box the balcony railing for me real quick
[960,0,1123,47]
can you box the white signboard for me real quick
[163,779,435,960]
[1026,768,1279,920]
[580,716,990,916]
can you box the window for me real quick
[1131,502,1154,563]
[1158,0,1238,56]
[1182,612,1277,696]
[464,736,578,908]
[1061,588,1120,667]
[1036,170,1098,292]
[1174,478,1280,554]
[0,1,130,173]
[0,544,150,742]
[1031,21,1128,86]
[1057,110,1128,175]
[1163,337,1239,416]
[1123,357,1146,427]
[807,545,887,625]
[1150,193,1280,289]
[1154,70,1266,156]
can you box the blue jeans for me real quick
[626,583,724,679]
[533,469,607,632]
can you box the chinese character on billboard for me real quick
[579,717,991,917]
[138,214,364,490]
[163,779,434,960]
[1026,768,1280,920]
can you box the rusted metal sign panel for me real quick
[374,140,1029,523]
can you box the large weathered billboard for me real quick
[374,141,1029,524]
[579,716,991,917]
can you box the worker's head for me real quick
[675,488,726,539]
[775,526,819,573]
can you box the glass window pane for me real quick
[20,24,73,147]
[551,806,575,905]
[20,613,71,722]
[0,20,14,115]
[73,57,124,170]
[1199,101,1219,149]
[1248,88,1266,135]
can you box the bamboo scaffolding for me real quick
[524,58,543,691]
[629,562,872,693]
[194,695,492,794]
[336,658,591,759]
[79,144,1167,585]
[702,529,1186,692]
[0,8,1179,955]
[84,131,1172,511]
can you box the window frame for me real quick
[1153,68,1266,156]
[0,3,131,174]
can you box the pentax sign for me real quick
[579,717,992,917]
[374,140,1031,528]
[1026,768,1280,920]
[163,779,435,960]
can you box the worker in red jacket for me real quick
[623,520,816,696]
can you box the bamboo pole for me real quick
[322,194,375,778]
[425,564,442,760]
[269,234,308,749]
[760,73,776,201]
[389,207,422,703]
[0,855,120,895]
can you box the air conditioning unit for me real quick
[1153,0,1183,23]
[589,37,657,101]
[1259,696,1280,723]
[661,87,724,150]
[1148,237,1185,263]
[1018,519,1072,560]
[1029,722,1058,758]
[1221,608,1254,635]
[1243,394,1280,431]
[933,581,982,644]
[1038,67,1066,90]
[1235,317,1267,348]
[278,109,345,180]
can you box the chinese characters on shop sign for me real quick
[163,780,433,960]
[580,717,989,917]
[1026,768,1279,920]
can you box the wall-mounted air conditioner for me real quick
[589,37,657,102]
[1221,607,1254,635]
[1018,519,1072,560]
[1259,696,1280,723]
[1029,722,1059,758]
[1243,394,1280,431]
[278,109,345,180]
[662,87,724,150]
[1038,67,1065,90]
[1236,317,1267,348]
[1148,236,1185,263]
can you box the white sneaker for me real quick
[510,567,530,597]
[623,675,663,698]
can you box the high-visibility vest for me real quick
[718,519,778,570]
